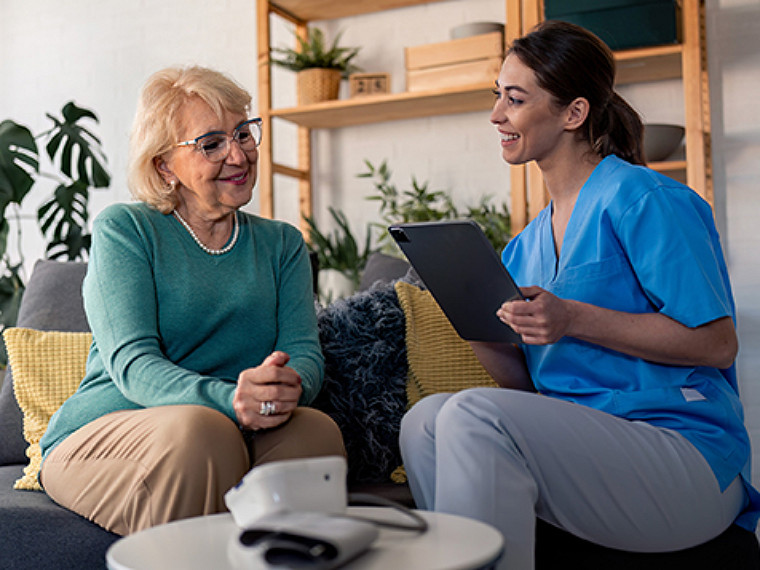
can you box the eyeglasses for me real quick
[176,118,262,163]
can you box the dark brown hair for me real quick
[509,20,645,165]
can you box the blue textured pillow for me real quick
[313,282,407,484]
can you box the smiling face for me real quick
[490,54,573,168]
[157,96,257,220]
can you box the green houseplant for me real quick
[304,207,374,303]
[270,27,361,104]
[359,159,512,254]
[0,101,110,363]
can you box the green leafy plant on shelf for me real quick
[0,101,110,362]
[359,159,511,254]
[303,206,375,290]
[270,27,361,77]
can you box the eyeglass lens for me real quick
[198,120,261,161]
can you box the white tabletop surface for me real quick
[106,506,503,570]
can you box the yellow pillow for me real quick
[394,281,497,409]
[3,328,92,490]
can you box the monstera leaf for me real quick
[38,179,91,260]
[0,120,39,218]
[44,101,110,188]
[37,102,110,260]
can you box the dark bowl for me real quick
[643,123,685,162]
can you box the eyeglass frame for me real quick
[175,117,263,162]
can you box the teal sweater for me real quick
[40,202,324,458]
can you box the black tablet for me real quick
[389,220,523,343]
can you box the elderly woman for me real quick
[38,66,345,535]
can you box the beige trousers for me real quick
[40,405,346,536]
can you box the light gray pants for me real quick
[399,388,745,570]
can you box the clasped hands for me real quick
[497,286,575,345]
[233,351,302,431]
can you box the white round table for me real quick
[106,506,504,569]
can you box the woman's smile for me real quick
[498,130,520,147]
[219,170,250,186]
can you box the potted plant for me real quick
[303,207,374,303]
[270,27,361,105]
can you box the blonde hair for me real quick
[128,66,252,212]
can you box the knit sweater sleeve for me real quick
[83,205,237,420]
[269,223,324,404]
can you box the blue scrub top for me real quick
[502,155,760,530]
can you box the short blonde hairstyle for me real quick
[128,66,252,212]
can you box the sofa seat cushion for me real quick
[0,465,118,569]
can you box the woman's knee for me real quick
[400,393,452,450]
[160,406,247,455]
[153,405,249,478]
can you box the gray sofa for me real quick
[0,261,119,569]
[2,258,760,570]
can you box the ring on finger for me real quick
[259,401,277,416]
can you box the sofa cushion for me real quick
[3,328,92,489]
[358,252,411,291]
[394,281,497,408]
[0,260,88,467]
[0,378,26,466]
[314,282,408,485]
[0,465,118,568]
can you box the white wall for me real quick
[0,0,259,280]
[2,0,760,494]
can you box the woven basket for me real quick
[297,68,341,105]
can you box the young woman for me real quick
[400,21,759,569]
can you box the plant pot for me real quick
[318,268,355,304]
[297,68,341,105]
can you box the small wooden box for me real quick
[349,73,391,98]
[405,31,504,92]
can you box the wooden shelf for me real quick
[269,0,442,22]
[271,83,495,128]
[650,159,687,173]
[615,44,683,85]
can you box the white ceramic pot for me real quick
[319,269,356,304]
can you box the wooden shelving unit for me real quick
[257,0,713,234]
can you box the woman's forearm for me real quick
[565,300,737,369]
[468,341,535,391]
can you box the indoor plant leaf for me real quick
[37,180,91,260]
[0,120,39,214]
[270,27,361,77]
[44,101,110,188]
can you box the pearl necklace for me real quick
[172,209,240,255]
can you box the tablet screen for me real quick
[389,220,523,343]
